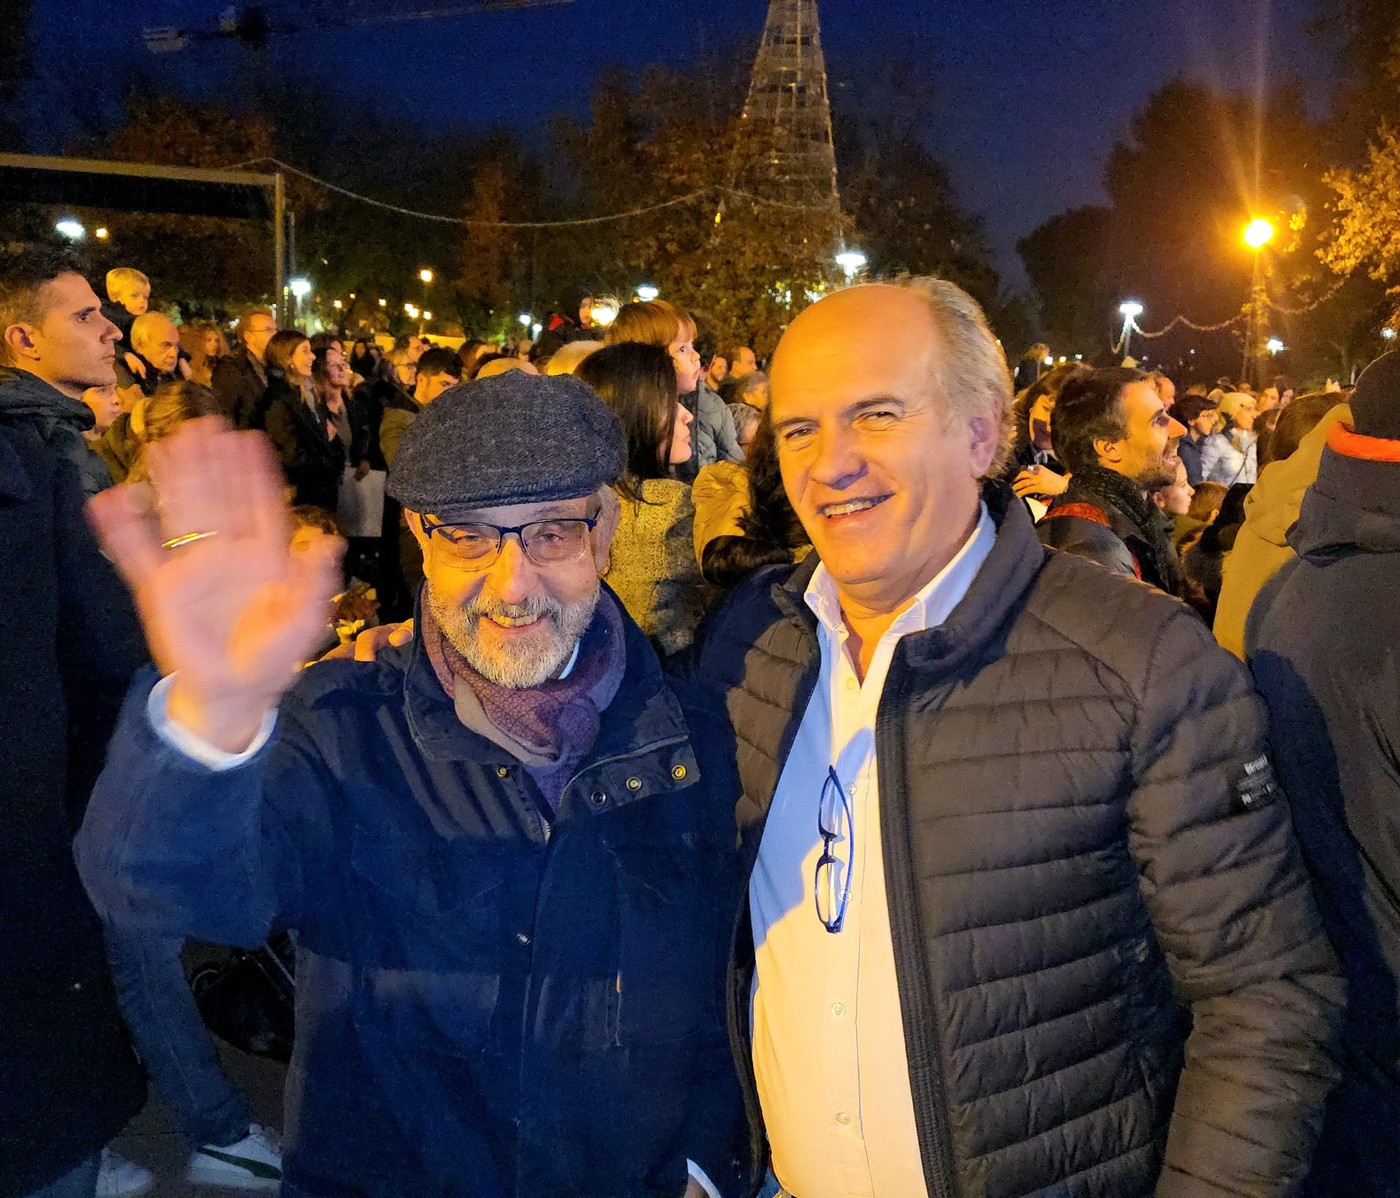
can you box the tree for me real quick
[1017,206,1112,355]
[1320,125,1400,289]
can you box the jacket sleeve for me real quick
[1198,435,1226,485]
[74,669,309,947]
[702,390,745,465]
[379,407,412,468]
[1125,610,1344,1197]
[1037,513,1139,578]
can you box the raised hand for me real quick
[87,418,343,752]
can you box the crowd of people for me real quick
[3,243,1398,1198]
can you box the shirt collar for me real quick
[804,501,996,643]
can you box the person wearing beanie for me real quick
[1249,349,1400,1194]
[1199,390,1260,485]
[74,372,747,1197]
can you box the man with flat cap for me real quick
[75,373,746,1197]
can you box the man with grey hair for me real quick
[693,279,1343,1196]
[76,372,745,1196]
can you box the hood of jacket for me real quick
[1239,403,1350,549]
[1289,421,1400,560]
[0,365,94,435]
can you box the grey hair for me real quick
[891,276,1015,476]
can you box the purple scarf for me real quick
[419,591,627,813]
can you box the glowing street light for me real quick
[1266,337,1285,355]
[635,284,659,302]
[403,302,419,318]
[1383,327,1398,342]
[289,277,312,299]
[94,227,110,240]
[332,300,343,311]
[518,313,532,328]
[422,311,433,321]
[1117,300,1144,359]
[590,299,620,327]
[378,298,387,308]
[54,218,86,240]
[1243,218,1274,250]
[835,248,867,280]
[418,268,434,285]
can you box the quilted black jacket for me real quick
[692,484,1343,1198]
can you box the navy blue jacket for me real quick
[77,613,746,1197]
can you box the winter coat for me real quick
[0,367,146,1196]
[675,385,744,481]
[211,347,268,429]
[262,377,347,513]
[1214,404,1350,659]
[76,610,746,1198]
[1199,429,1258,486]
[1249,423,1400,1193]
[606,478,718,656]
[692,483,1343,1198]
[93,410,141,488]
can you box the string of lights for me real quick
[1130,310,1246,340]
[223,157,834,227]
[1264,278,1348,316]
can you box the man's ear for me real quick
[967,413,999,478]
[591,486,621,571]
[405,509,430,554]
[1094,435,1123,467]
[3,322,39,365]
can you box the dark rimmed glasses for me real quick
[419,510,600,570]
[814,766,854,933]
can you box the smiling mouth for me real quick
[818,495,889,519]
[485,613,545,630]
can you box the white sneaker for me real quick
[186,1122,282,1190]
[96,1148,154,1198]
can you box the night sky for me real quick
[29,0,1320,286]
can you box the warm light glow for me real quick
[518,313,532,327]
[1383,327,1398,341]
[54,218,85,241]
[94,227,109,240]
[289,277,312,299]
[403,303,419,317]
[1244,218,1275,249]
[1266,337,1285,355]
[1118,300,1143,318]
[422,311,432,321]
[418,268,434,284]
[378,298,387,307]
[835,249,867,277]
[635,284,659,302]
[332,300,343,310]
[590,299,620,327]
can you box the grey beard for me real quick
[426,583,600,689]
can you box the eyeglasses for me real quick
[814,766,854,933]
[420,511,600,570]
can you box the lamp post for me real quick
[289,276,312,327]
[1118,300,1144,359]
[835,248,867,283]
[1242,218,1274,386]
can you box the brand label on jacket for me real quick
[1233,754,1281,813]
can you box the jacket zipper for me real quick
[878,654,959,1198]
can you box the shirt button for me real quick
[516,932,531,946]
[830,1001,846,1017]
[843,677,858,692]
[835,1111,851,1125]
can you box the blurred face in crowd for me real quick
[134,314,181,374]
[414,369,457,405]
[406,335,427,364]
[1230,396,1258,432]
[81,383,121,435]
[1153,375,1176,405]
[771,284,998,619]
[732,347,758,378]
[1153,459,1194,517]
[1258,385,1280,413]
[3,273,121,399]
[412,490,617,688]
[324,346,351,389]
[202,329,221,358]
[394,357,417,387]
[707,355,729,386]
[241,313,278,363]
[1189,406,1218,439]
[117,281,150,316]
[1028,391,1055,452]
[1099,380,1185,490]
[669,402,694,465]
[290,339,315,380]
[668,328,703,395]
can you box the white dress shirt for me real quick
[749,503,995,1198]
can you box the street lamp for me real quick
[518,313,532,329]
[1242,218,1276,385]
[636,284,659,302]
[1243,219,1275,250]
[94,227,109,240]
[289,276,311,324]
[1266,337,1285,355]
[591,299,620,327]
[835,249,867,281]
[418,268,434,285]
[54,218,85,241]
[1118,300,1143,359]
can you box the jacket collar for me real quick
[1289,426,1400,560]
[768,482,1045,677]
[0,366,93,432]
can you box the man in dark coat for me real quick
[1038,366,1188,595]
[211,306,278,428]
[1249,350,1400,1196]
[76,373,746,1197]
[0,245,147,1196]
[691,279,1343,1197]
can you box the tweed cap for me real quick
[1349,351,1400,440]
[387,371,625,512]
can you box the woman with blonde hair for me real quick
[178,321,229,389]
[604,299,742,471]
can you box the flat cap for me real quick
[387,371,625,512]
